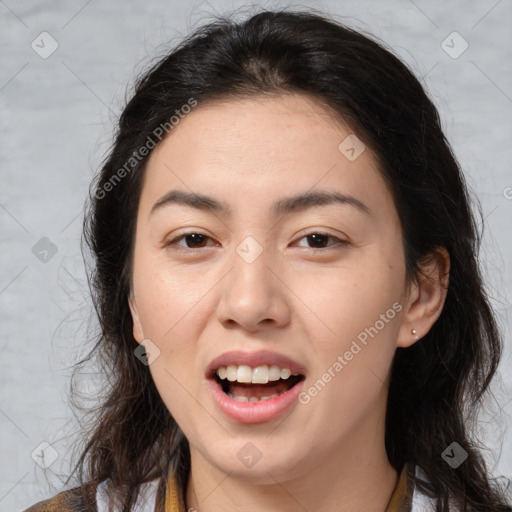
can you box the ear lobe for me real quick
[128,293,144,344]
[397,247,450,348]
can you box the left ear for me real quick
[397,246,450,348]
[128,290,145,344]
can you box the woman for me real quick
[25,8,511,512]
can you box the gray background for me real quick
[1,0,511,510]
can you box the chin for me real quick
[196,437,311,483]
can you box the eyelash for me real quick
[163,231,347,252]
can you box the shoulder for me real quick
[23,480,98,512]
[95,477,162,511]
[23,477,163,512]
[411,485,437,511]
[410,466,461,512]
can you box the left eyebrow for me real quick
[149,189,371,218]
[271,190,371,216]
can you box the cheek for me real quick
[292,252,403,415]
[297,267,401,427]
[132,263,209,415]
[137,274,205,439]
[293,254,403,346]
[136,273,204,386]
[134,260,214,341]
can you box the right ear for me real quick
[128,292,144,344]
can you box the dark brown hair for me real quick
[66,8,511,511]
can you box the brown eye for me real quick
[165,233,217,249]
[295,232,346,250]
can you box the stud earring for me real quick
[411,329,419,340]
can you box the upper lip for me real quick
[206,350,307,378]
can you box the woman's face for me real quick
[128,93,415,482]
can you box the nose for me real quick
[216,244,291,332]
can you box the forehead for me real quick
[139,93,394,220]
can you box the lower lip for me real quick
[207,378,305,424]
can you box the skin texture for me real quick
[128,93,450,512]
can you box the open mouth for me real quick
[212,364,305,403]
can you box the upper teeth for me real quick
[216,364,297,384]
